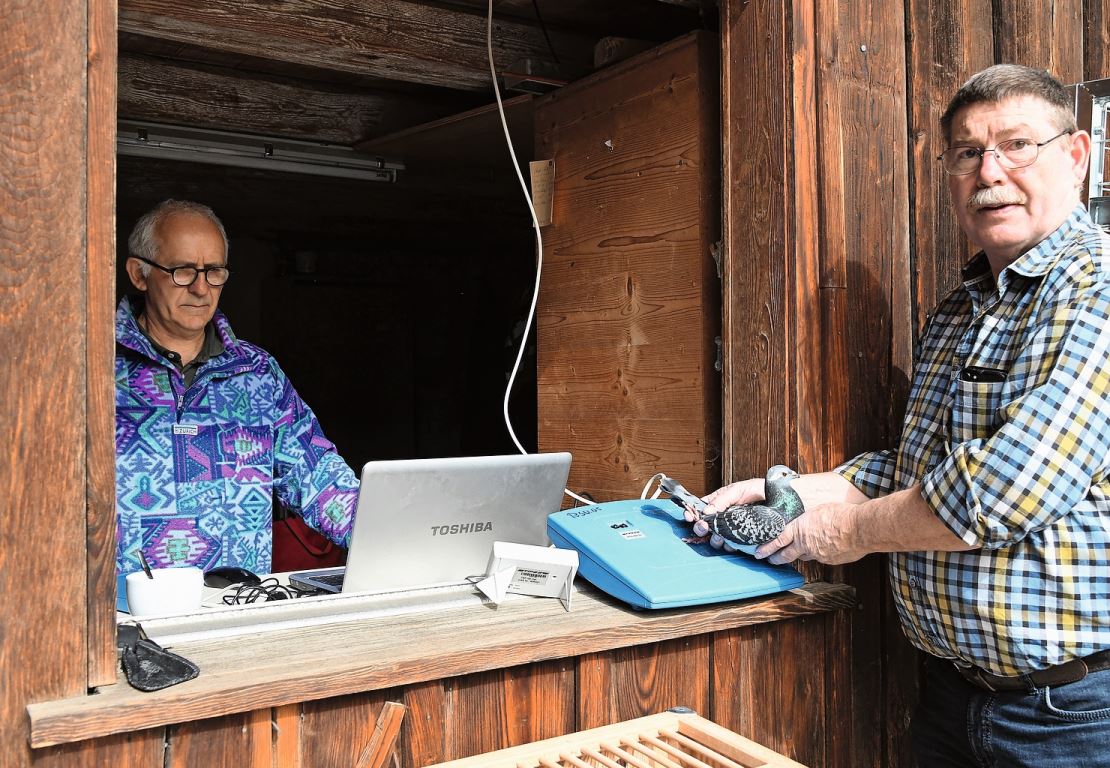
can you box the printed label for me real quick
[620,530,645,540]
[511,568,550,586]
[173,424,199,436]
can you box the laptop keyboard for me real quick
[315,572,345,588]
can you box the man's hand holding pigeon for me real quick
[692,470,871,560]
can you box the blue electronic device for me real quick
[548,498,805,610]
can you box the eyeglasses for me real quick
[937,130,1073,175]
[130,255,230,287]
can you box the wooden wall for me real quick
[719,0,1110,767]
[29,615,841,768]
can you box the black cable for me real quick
[221,578,317,605]
[530,0,560,65]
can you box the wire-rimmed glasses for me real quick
[130,255,230,287]
[937,130,1074,175]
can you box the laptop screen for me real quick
[292,452,572,594]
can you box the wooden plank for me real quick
[356,701,407,768]
[720,0,794,480]
[166,709,271,768]
[30,729,164,768]
[273,704,301,768]
[535,32,720,501]
[118,54,453,144]
[118,0,594,92]
[443,661,576,760]
[357,95,534,169]
[991,0,1084,80]
[29,583,855,748]
[445,0,702,40]
[811,3,911,767]
[499,661,576,747]
[710,617,826,767]
[402,681,449,767]
[824,602,853,768]
[0,1,91,766]
[905,0,992,322]
[448,671,510,759]
[577,636,710,730]
[790,0,823,476]
[300,691,396,767]
[87,0,120,690]
[1087,0,1110,80]
[880,583,922,768]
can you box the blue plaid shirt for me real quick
[838,205,1110,675]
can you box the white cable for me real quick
[640,473,665,501]
[486,1,592,507]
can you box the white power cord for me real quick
[640,473,666,500]
[486,0,592,506]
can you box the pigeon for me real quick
[694,465,805,555]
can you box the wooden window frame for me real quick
[87,0,122,687]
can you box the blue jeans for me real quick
[912,655,1110,767]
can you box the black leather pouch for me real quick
[118,623,200,692]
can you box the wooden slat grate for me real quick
[429,712,806,768]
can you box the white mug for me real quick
[125,566,204,617]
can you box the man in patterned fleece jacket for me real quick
[115,199,357,576]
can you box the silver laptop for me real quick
[289,452,572,594]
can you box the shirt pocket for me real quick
[172,424,274,484]
[949,378,1006,444]
[945,377,1007,443]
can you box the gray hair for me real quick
[127,199,228,275]
[940,64,1077,145]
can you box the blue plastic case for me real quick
[548,498,805,609]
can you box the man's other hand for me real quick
[753,502,863,565]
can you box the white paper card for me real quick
[477,541,578,610]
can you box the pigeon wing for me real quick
[709,503,787,547]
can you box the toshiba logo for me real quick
[430,522,494,536]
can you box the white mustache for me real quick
[967,187,1026,211]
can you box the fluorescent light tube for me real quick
[117,120,402,182]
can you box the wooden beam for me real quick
[87,0,121,690]
[119,53,464,143]
[1087,0,1110,80]
[118,0,595,92]
[0,1,93,765]
[357,94,534,169]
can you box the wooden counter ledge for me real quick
[28,581,854,748]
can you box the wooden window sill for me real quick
[27,580,854,748]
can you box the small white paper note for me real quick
[477,541,578,611]
[529,159,555,227]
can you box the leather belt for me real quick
[955,649,1110,692]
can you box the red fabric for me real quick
[272,515,347,572]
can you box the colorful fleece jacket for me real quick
[114,296,358,575]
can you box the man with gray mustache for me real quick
[692,65,1110,765]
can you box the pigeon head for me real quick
[761,464,804,521]
[765,464,800,483]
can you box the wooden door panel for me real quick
[535,32,721,503]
